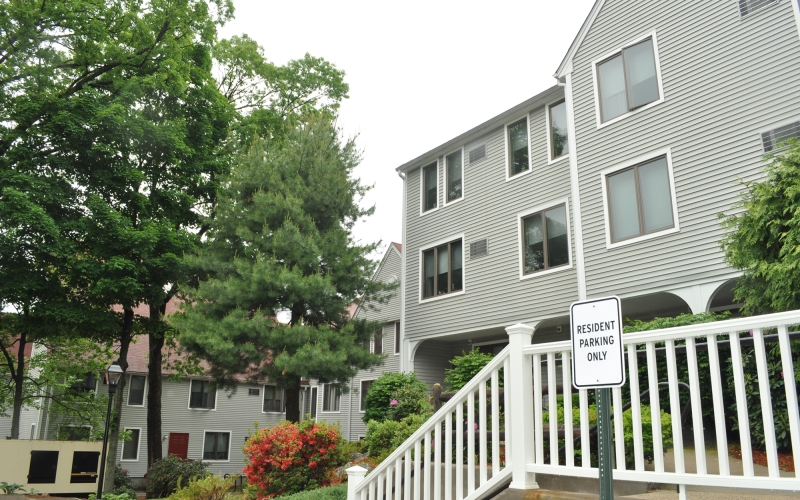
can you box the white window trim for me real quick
[187,379,218,411]
[504,115,533,182]
[600,147,680,249]
[517,197,574,280]
[394,322,400,356]
[759,116,800,153]
[120,427,142,462]
[546,100,571,165]
[358,378,376,413]
[419,160,440,216]
[320,383,341,413]
[201,430,232,462]
[261,384,285,414]
[591,30,665,130]
[418,232,466,304]
[443,147,465,207]
[126,374,147,407]
[739,0,782,20]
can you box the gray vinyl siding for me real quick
[412,340,453,390]
[117,376,286,478]
[570,0,800,298]
[404,92,579,342]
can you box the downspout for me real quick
[398,171,408,372]
[560,72,588,301]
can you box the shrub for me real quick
[273,484,347,500]
[364,413,429,461]
[243,419,346,499]
[89,493,134,500]
[167,474,236,500]
[444,348,497,391]
[113,465,136,499]
[146,455,208,499]
[363,372,429,423]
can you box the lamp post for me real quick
[97,363,123,500]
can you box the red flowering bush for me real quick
[243,420,346,499]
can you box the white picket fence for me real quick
[348,311,800,500]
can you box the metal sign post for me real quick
[570,296,625,500]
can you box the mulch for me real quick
[729,443,795,472]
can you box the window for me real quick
[127,375,146,406]
[360,380,374,412]
[605,155,676,243]
[122,428,140,461]
[322,384,340,412]
[548,100,570,160]
[373,329,383,355]
[596,36,661,123]
[263,385,284,412]
[762,120,800,152]
[520,204,570,275]
[71,373,98,394]
[189,380,216,409]
[506,118,530,177]
[422,239,463,299]
[445,149,463,203]
[394,322,400,355]
[248,388,260,396]
[62,425,92,441]
[739,0,778,17]
[422,162,438,212]
[202,431,230,461]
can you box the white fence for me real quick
[348,311,800,500]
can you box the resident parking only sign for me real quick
[570,296,625,389]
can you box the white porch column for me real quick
[346,465,367,500]
[506,323,539,490]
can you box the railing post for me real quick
[346,465,367,500]
[506,323,538,490]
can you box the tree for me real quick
[173,114,391,423]
[720,140,800,314]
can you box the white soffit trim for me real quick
[555,0,607,79]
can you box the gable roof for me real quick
[351,242,402,320]
[554,0,605,79]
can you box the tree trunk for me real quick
[285,375,302,423]
[9,329,27,439]
[146,303,166,471]
[103,308,133,494]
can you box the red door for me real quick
[168,433,189,460]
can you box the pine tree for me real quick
[174,114,391,422]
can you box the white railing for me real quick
[349,311,800,500]
[522,310,800,498]
[348,340,514,500]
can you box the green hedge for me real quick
[363,372,429,423]
[274,484,347,500]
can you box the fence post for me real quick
[506,323,538,490]
[346,465,367,500]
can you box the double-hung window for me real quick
[373,329,383,355]
[127,375,146,406]
[322,384,340,412]
[359,380,373,412]
[596,35,661,123]
[202,431,230,461]
[520,204,570,275]
[605,155,676,244]
[121,428,140,461]
[189,380,216,409]
[422,162,438,212]
[262,385,284,412]
[422,239,463,299]
[446,150,463,203]
[506,118,530,177]
[548,100,570,160]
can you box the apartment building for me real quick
[391,0,800,389]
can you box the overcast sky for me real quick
[220,0,598,258]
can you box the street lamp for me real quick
[97,363,123,500]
